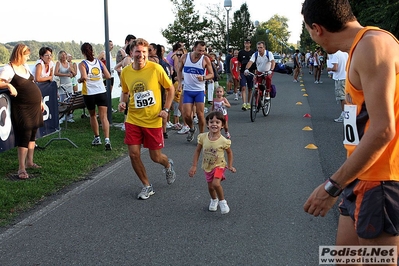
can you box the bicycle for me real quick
[248,71,271,122]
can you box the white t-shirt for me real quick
[249,51,274,72]
[0,64,31,81]
[330,50,348,80]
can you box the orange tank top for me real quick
[345,26,399,181]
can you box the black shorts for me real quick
[83,92,108,111]
[339,179,399,239]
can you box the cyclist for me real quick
[244,41,275,100]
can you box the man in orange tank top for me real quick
[302,0,399,257]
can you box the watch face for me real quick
[324,181,341,197]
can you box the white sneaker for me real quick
[318,80,323,84]
[334,115,344,123]
[204,107,208,114]
[166,121,174,129]
[234,93,238,101]
[193,116,199,124]
[209,198,219,211]
[177,125,190,134]
[219,199,230,214]
[314,80,319,84]
[121,123,125,131]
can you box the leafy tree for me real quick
[204,3,227,52]
[0,45,10,63]
[252,15,291,54]
[162,0,212,49]
[349,0,399,38]
[229,3,255,50]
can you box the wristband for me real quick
[163,108,170,113]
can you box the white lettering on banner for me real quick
[319,246,397,265]
[42,95,50,121]
[343,104,360,145]
[0,93,12,141]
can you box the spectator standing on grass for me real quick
[118,38,176,200]
[67,54,78,93]
[302,0,399,253]
[189,111,236,214]
[78,42,112,151]
[54,50,75,103]
[32,46,54,83]
[0,44,44,180]
[326,50,348,123]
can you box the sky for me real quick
[1,0,304,49]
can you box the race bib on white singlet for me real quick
[134,90,156,108]
[343,104,360,145]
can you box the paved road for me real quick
[0,70,346,266]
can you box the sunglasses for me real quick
[176,54,183,57]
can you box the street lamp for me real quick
[224,0,232,53]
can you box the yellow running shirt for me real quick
[345,26,399,181]
[120,61,172,128]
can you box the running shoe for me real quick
[241,103,247,111]
[334,115,344,123]
[165,159,176,185]
[178,125,190,134]
[166,121,174,129]
[246,103,251,110]
[219,199,230,214]
[137,185,155,200]
[105,139,112,151]
[209,198,219,211]
[187,127,197,142]
[193,116,199,124]
[92,136,102,146]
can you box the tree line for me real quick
[0,40,117,64]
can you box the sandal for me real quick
[27,163,42,169]
[17,170,29,180]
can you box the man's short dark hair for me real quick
[301,0,356,32]
[244,39,251,43]
[125,34,136,42]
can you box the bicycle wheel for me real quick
[250,89,258,122]
[262,95,271,116]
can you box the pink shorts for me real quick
[124,123,164,150]
[205,167,226,183]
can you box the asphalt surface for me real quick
[0,69,346,266]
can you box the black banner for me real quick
[0,81,58,153]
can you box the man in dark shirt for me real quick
[238,39,255,110]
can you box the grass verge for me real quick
[0,98,127,226]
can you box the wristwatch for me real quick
[324,178,343,197]
[163,108,170,113]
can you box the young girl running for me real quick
[211,86,231,139]
[189,111,236,214]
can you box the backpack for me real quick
[254,50,270,64]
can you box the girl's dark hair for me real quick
[206,111,226,126]
[80,42,94,61]
[39,47,52,57]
